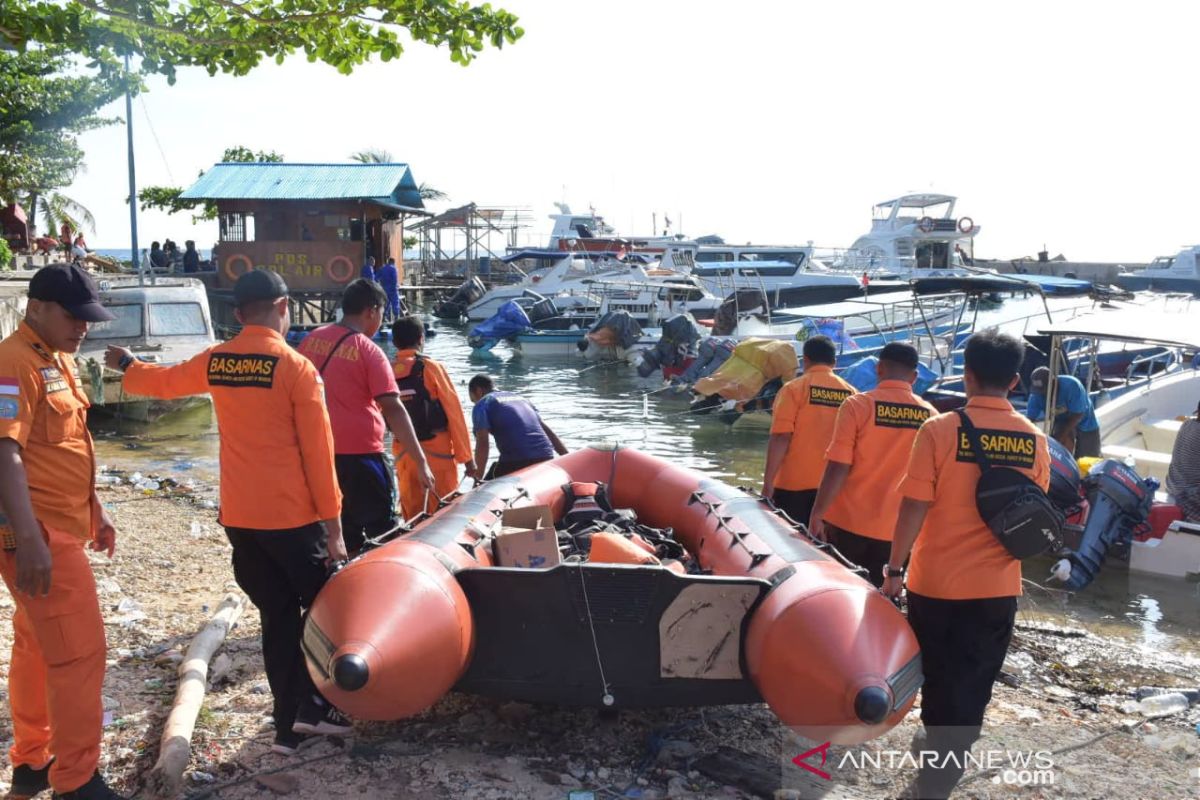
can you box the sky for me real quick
[64,0,1200,262]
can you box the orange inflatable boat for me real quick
[302,446,921,743]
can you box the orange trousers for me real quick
[0,525,105,793]
[396,431,461,517]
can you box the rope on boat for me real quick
[576,565,615,708]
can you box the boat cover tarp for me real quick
[469,300,532,341]
[840,355,939,395]
[586,310,643,350]
[693,337,798,401]
[675,337,737,385]
[797,317,858,352]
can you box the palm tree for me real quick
[349,148,393,164]
[349,149,447,203]
[25,190,95,240]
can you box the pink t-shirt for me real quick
[298,324,396,455]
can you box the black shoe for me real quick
[51,771,126,800]
[292,695,353,736]
[270,730,312,756]
[10,758,53,798]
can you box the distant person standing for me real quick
[807,343,935,587]
[298,280,435,553]
[1025,366,1100,457]
[361,255,376,283]
[761,335,856,526]
[148,241,167,271]
[0,265,127,799]
[392,316,475,515]
[884,331,1050,799]
[106,270,351,755]
[376,257,403,321]
[468,374,567,478]
[182,241,200,273]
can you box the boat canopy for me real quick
[875,193,957,209]
[501,249,626,263]
[1036,309,1200,350]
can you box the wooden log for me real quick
[145,593,247,799]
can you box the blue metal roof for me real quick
[179,162,424,208]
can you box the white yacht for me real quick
[835,194,981,278]
[1115,245,1200,296]
[689,244,883,308]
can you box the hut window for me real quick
[219,212,256,242]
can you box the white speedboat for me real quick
[465,251,627,321]
[79,278,216,420]
[1115,245,1200,297]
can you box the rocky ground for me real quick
[0,474,1197,800]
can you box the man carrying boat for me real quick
[1025,366,1100,457]
[883,331,1050,799]
[298,279,434,553]
[105,270,351,755]
[807,342,935,587]
[761,335,855,526]
[467,374,568,478]
[0,264,127,799]
[391,315,476,515]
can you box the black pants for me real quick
[772,488,817,528]
[485,456,553,480]
[828,524,892,588]
[225,524,330,732]
[1075,427,1101,458]
[335,453,398,554]
[906,592,1017,799]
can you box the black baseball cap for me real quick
[233,269,289,307]
[1029,366,1050,394]
[28,264,116,322]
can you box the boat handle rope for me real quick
[747,490,870,580]
[576,564,615,709]
[687,491,771,568]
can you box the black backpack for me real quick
[956,409,1064,559]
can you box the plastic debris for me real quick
[1138,692,1189,718]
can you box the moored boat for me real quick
[302,446,922,744]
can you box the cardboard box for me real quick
[494,505,561,569]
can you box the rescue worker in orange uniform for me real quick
[883,331,1050,799]
[0,264,126,799]
[807,342,935,587]
[390,315,476,516]
[105,271,349,756]
[761,335,855,526]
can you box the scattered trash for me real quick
[102,710,114,727]
[116,598,142,614]
[144,678,163,689]
[1134,686,1200,703]
[190,771,216,784]
[190,521,204,539]
[1138,692,1190,718]
[94,474,121,485]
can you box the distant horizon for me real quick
[61,0,1200,264]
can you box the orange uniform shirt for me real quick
[124,325,341,529]
[823,380,936,541]
[0,322,96,539]
[391,350,471,463]
[898,395,1051,600]
[769,365,855,491]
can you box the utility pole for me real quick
[124,53,142,286]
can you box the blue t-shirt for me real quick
[472,391,555,462]
[1026,375,1099,432]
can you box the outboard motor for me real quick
[636,314,702,378]
[674,337,736,386]
[1052,459,1156,590]
[1046,438,1083,512]
[433,277,487,320]
[580,310,643,353]
[521,291,560,326]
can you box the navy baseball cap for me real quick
[28,264,116,322]
[233,269,289,307]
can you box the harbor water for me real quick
[88,294,1200,650]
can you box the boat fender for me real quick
[562,481,614,528]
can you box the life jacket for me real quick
[561,481,613,528]
[395,355,449,441]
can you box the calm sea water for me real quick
[87,294,1200,647]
